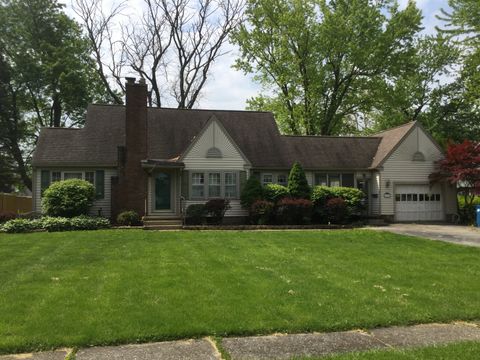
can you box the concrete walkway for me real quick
[371,224,480,247]
[2,321,480,360]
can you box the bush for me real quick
[263,183,289,204]
[116,210,141,226]
[0,216,110,233]
[325,197,348,224]
[240,175,263,209]
[276,198,313,225]
[311,186,365,223]
[1,218,41,233]
[42,179,95,217]
[205,199,231,224]
[0,211,17,223]
[250,200,275,225]
[287,162,311,199]
[185,204,207,225]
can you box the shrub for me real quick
[0,211,17,223]
[325,197,348,224]
[42,179,95,217]
[1,218,41,233]
[276,198,313,225]
[116,210,141,226]
[0,216,110,233]
[287,162,311,199]
[185,204,207,225]
[205,199,231,224]
[263,183,289,204]
[311,186,365,223]
[240,175,263,209]
[250,200,275,225]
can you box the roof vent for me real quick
[206,147,222,158]
[412,151,425,161]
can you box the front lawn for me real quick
[0,229,479,354]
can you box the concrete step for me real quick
[144,224,183,230]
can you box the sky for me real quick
[64,0,451,110]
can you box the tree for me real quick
[287,162,310,199]
[232,0,422,135]
[240,175,263,209]
[74,0,245,108]
[430,140,480,221]
[0,0,109,190]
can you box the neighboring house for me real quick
[32,78,457,223]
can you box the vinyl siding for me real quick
[379,126,445,216]
[181,118,248,217]
[33,168,117,218]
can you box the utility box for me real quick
[476,205,480,227]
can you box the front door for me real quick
[155,172,171,210]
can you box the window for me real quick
[63,172,82,180]
[51,171,61,182]
[435,194,441,201]
[342,173,355,187]
[419,194,424,201]
[85,171,94,184]
[401,194,407,201]
[315,174,327,186]
[277,174,288,186]
[192,173,205,198]
[262,174,273,185]
[395,194,400,201]
[208,172,221,197]
[328,174,341,187]
[412,194,418,201]
[224,172,237,198]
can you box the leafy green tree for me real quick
[232,0,422,135]
[240,175,264,209]
[287,162,310,199]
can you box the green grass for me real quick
[298,341,480,359]
[0,229,479,354]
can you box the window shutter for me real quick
[95,170,105,199]
[181,170,189,199]
[41,170,50,195]
[239,171,247,192]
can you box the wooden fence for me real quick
[0,193,32,214]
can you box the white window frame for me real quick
[277,174,288,186]
[314,173,356,187]
[190,171,240,200]
[262,174,273,186]
[191,172,205,199]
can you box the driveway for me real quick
[371,224,480,248]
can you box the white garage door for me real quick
[395,184,444,222]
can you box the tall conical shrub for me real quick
[287,162,311,199]
[240,175,263,209]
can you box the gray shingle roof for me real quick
[32,104,412,170]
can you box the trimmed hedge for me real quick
[312,186,365,223]
[185,204,207,225]
[263,183,289,203]
[276,198,313,225]
[42,179,95,217]
[288,162,311,199]
[116,210,141,226]
[250,200,275,225]
[205,199,231,224]
[1,216,110,233]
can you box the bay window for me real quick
[190,171,240,199]
[192,172,205,198]
[224,172,237,198]
[208,173,221,197]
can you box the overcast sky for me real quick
[64,0,451,110]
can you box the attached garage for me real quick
[394,184,444,222]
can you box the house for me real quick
[32,78,457,225]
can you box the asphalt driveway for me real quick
[371,224,480,248]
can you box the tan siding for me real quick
[33,168,117,218]
[380,127,444,216]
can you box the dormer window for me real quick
[412,151,425,161]
[206,146,222,158]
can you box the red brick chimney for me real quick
[112,77,149,219]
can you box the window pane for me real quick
[419,194,424,201]
[64,172,82,180]
[262,174,273,185]
[436,194,441,201]
[315,174,327,186]
[192,173,204,198]
[413,194,418,201]
[401,194,407,201]
[85,171,94,184]
[328,174,340,187]
[51,172,61,182]
[395,194,400,201]
[341,173,354,187]
[225,173,237,198]
[209,173,221,197]
[277,174,288,186]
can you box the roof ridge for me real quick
[147,107,272,114]
[371,121,417,136]
[283,134,381,139]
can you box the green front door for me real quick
[155,172,171,210]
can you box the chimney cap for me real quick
[125,77,136,84]
[138,77,146,85]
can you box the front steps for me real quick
[143,216,183,230]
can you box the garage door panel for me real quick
[395,184,444,222]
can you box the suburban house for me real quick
[32,78,457,225]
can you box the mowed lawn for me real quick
[0,229,479,354]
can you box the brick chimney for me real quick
[112,77,149,219]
